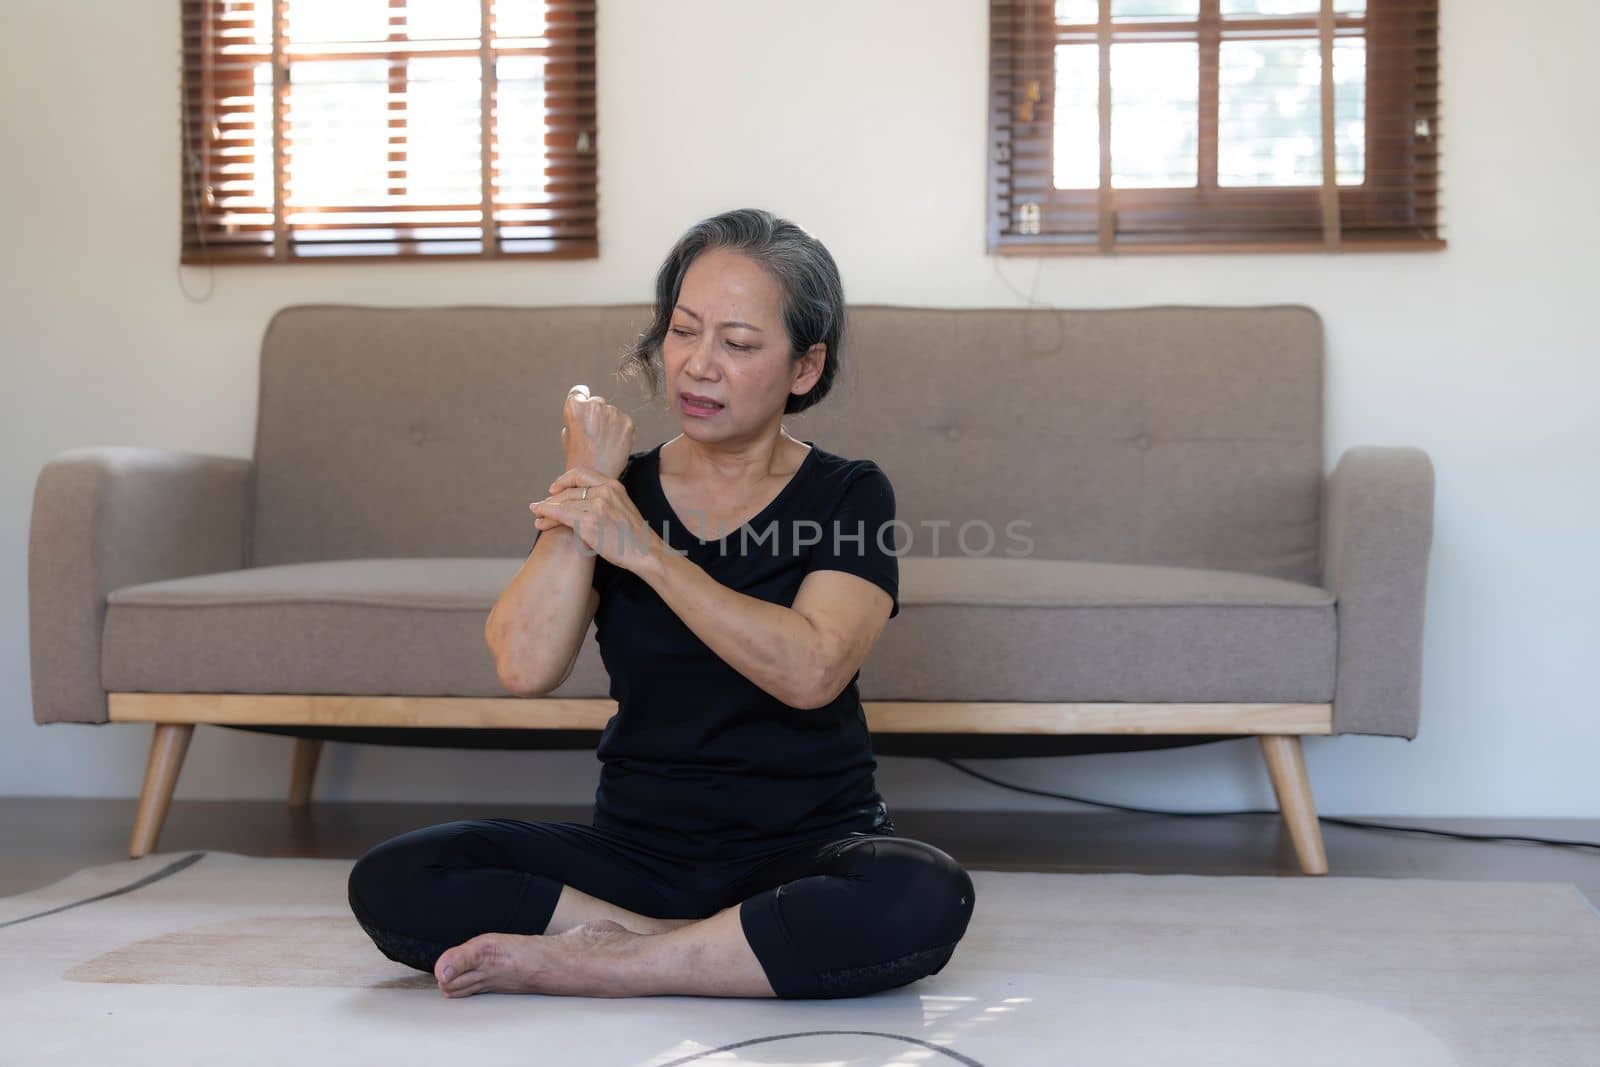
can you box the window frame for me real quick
[179,0,598,265]
[987,0,1443,254]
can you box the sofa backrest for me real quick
[251,303,1324,584]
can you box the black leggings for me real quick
[346,817,976,1000]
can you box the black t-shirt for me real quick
[552,438,901,861]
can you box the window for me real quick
[180,0,597,263]
[988,0,1442,253]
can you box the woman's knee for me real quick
[346,821,470,925]
[850,838,976,947]
[785,837,974,964]
[779,838,974,999]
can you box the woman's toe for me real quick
[435,936,489,985]
[443,967,482,993]
[444,976,486,998]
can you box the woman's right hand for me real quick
[531,466,661,576]
[561,384,635,480]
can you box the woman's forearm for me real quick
[636,538,833,710]
[485,524,598,694]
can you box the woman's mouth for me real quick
[680,392,724,417]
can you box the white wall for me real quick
[3,0,1595,818]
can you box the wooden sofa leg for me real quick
[288,737,322,807]
[1257,734,1329,876]
[130,723,194,859]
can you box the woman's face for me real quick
[662,246,823,440]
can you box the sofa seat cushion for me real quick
[101,557,1335,703]
[102,560,567,698]
[872,557,1336,702]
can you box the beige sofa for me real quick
[27,303,1435,874]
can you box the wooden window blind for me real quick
[180,0,597,263]
[988,0,1442,254]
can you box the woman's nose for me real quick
[683,339,716,379]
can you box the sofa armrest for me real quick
[28,447,254,725]
[1320,445,1436,739]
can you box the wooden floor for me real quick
[3,798,1597,909]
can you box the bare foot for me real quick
[563,913,694,935]
[434,919,648,998]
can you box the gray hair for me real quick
[619,208,845,415]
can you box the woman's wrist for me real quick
[633,527,681,586]
[563,452,626,482]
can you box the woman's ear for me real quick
[791,342,826,396]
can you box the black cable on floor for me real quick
[936,758,1600,853]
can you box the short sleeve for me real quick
[806,464,900,619]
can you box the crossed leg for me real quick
[434,901,775,998]
[349,819,974,1001]
[431,833,975,1000]
[545,881,697,936]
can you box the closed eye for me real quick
[670,326,753,352]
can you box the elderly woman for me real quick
[346,208,975,1000]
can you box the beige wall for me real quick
[3,0,1596,816]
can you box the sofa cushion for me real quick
[102,559,560,698]
[101,557,1334,703]
[872,557,1335,702]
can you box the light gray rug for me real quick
[1,850,1596,1065]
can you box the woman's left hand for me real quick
[530,466,660,574]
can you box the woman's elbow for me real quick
[496,662,543,698]
[782,623,864,709]
[503,656,581,697]
[486,627,552,697]
[789,658,849,711]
